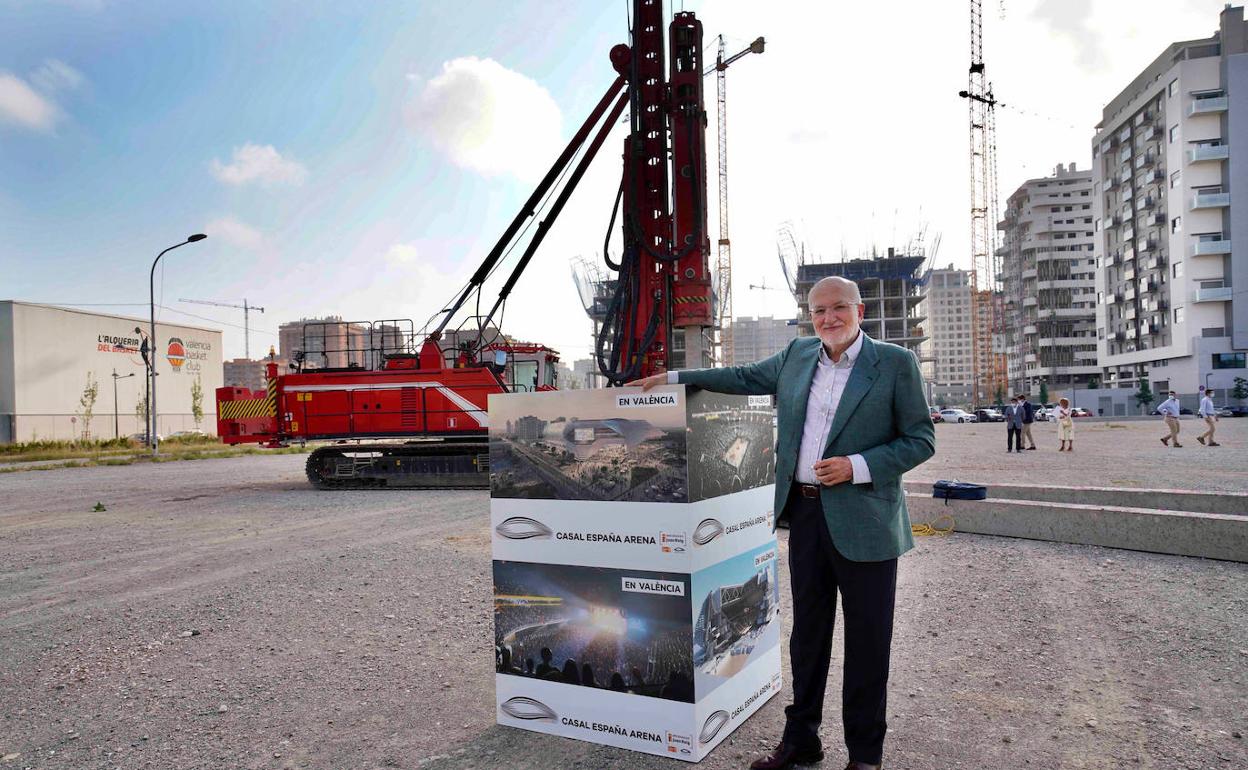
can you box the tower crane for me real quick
[706,34,765,366]
[179,298,265,359]
[958,0,1007,404]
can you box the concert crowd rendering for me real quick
[494,562,695,703]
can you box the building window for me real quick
[1173,261,1183,278]
[1168,78,1178,97]
[1169,125,1178,143]
[1171,216,1182,234]
[1174,306,1184,324]
[1170,170,1181,189]
[1212,353,1246,370]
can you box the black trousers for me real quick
[1007,427,1020,452]
[781,485,897,765]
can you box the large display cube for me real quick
[489,386,781,762]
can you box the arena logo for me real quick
[166,338,186,371]
[495,517,554,540]
[499,696,557,722]
[699,710,730,745]
[692,518,725,546]
[96,332,141,354]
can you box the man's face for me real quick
[809,283,865,352]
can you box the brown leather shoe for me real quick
[749,742,825,769]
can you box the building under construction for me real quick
[793,249,928,355]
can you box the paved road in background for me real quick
[1,442,1245,769]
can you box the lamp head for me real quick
[187,233,207,242]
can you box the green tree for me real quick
[1087,375,1100,390]
[77,371,99,441]
[1038,380,1049,405]
[134,393,149,437]
[1134,381,1155,413]
[191,375,204,430]
[1232,376,1248,402]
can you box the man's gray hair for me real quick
[807,276,863,305]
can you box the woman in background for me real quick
[1055,397,1074,452]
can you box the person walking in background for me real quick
[1158,390,1182,447]
[1004,397,1023,453]
[1019,393,1037,450]
[1054,397,1074,452]
[1198,389,1220,446]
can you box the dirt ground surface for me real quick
[2,422,1246,770]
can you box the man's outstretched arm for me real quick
[626,339,793,395]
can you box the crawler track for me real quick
[304,442,489,489]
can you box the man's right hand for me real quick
[624,373,668,391]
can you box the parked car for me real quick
[930,409,943,423]
[1150,407,1194,415]
[939,408,977,423]
[974,408,1004,422]
[168,429,207,439]
[127,432,163,445]
[1071,407,1092,418]
[1033,407,1048,421]
[1218,405,1248,417]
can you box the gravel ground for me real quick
[1,436,1246,770]
[916,417,1248,493]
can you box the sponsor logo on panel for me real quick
[667,730,693,755]
[660,532,686,553]
[495,517,554,540]
[499,696,558,722]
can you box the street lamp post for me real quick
[111,369,136,439]
[149,234,207,456]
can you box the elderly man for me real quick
[629,276,935,770]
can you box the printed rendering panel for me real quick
[494,560,694,703]
[489,387,688,502]
[690,541,782,699]
[686,392,776,502]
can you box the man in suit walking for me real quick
[629,276,935,770]
[1018,393,1038,450]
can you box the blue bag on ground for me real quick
[931,480,988,504]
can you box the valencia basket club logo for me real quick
[495,517,553,540]
[692,518,725,546]
[699,710,730,745]
[166,338,186,372]
[499,696,557,722]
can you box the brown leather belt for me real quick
[796,483,821,498]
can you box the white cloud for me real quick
[206,216,265,250]
[409,56,562,181]
[385,242,420,265]
[30,59,84,93]
[0,72,57,131]
[210,143,308,187]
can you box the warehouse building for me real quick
[0,302,223,443]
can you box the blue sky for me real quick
[0,0,1234,362]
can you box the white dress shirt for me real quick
[1199,396,1216,417]
[672,332,871,486]
[1157,397,1181,417]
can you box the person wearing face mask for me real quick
[1157,390,1183,448]
[1004,396,1024,453]
[628,276,935,770]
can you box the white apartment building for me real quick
[1093,6,1248,396]
[1000,163,1100,394]
[919,266,976,407]
[728,316,798,366]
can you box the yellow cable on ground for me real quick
[912,514,955,536]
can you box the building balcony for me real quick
[1138,237,1158,252]
[1124,288,1136,301]
[1140,196,1157,210]
[1024,353,1037,364]
[1193,238,1231,256]
[1133,152,1156,170]
[1192,191,1230,208]
[1142,254,1167,271]
[1123,267,1136,281]
[1188,95,1229,116]
[1193,285,1232,302]
[1150,211,1167,226]
[1102,215,1122,229]
[1023,296,1037,307]
[1123,307,1137,321]
[1188,143,1229,163]
[1023,324,1038,335]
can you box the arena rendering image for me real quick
[488,387,773,504]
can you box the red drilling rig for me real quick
[217,0,713,488]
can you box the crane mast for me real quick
[960,0,1006,404]
[180,297,265,359]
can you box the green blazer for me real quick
[677,334,935,562]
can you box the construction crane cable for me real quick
[603,181,623,271]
